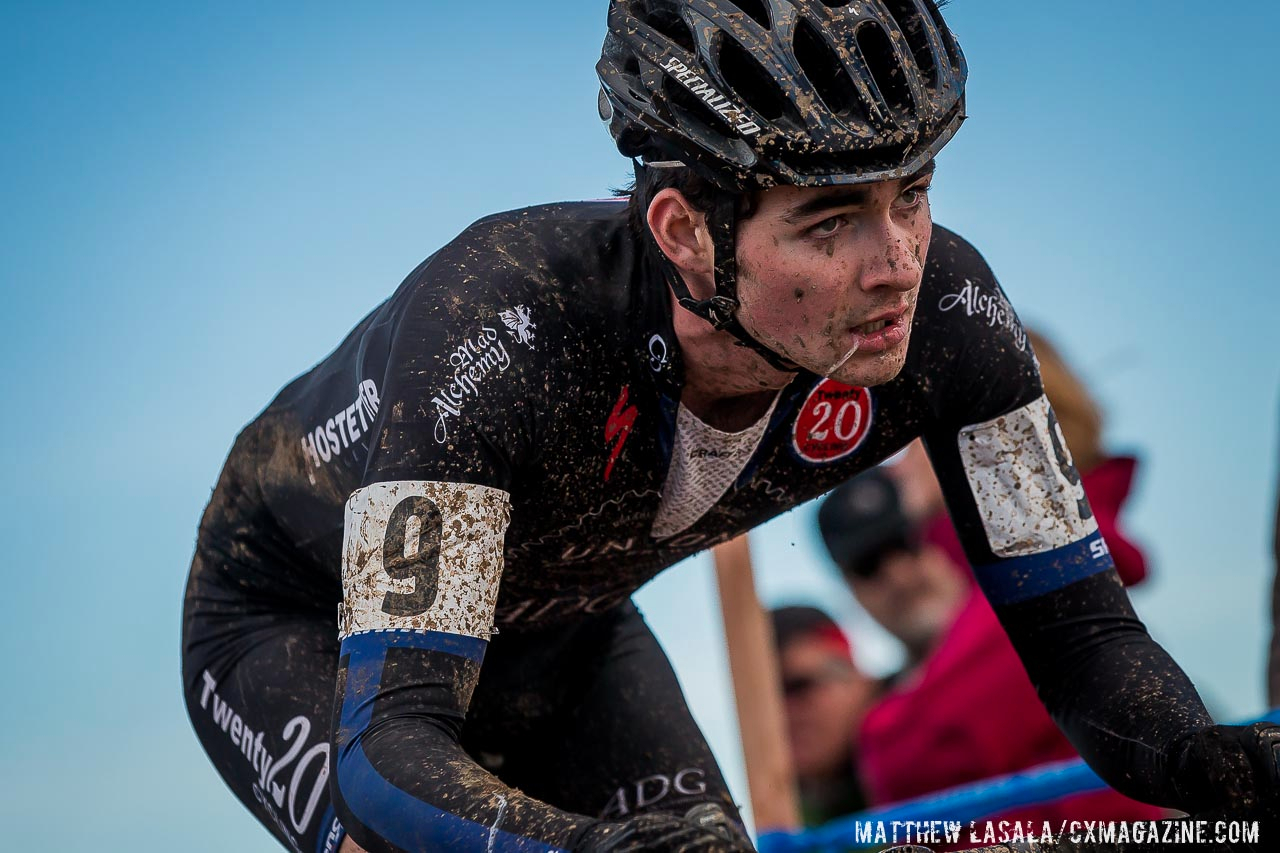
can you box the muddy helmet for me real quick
[597,0,967,191]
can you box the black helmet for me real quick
[818,468,917,579]
[598,0,967,191]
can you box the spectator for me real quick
[770,606,879,827]
[817,474,968,677]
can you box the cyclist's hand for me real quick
[1173,722,1280,822]
[572,803,753,852]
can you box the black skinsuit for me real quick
[183,200,1214,852]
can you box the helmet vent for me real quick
[882,0,938,87]
[718,37,800,126]
[643,9,697,52]
[855,22,914,115]
[733,0,771,29]
[787,145,906,177]
[794,17,858,117]
[922,0,962,72]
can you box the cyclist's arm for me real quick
[328,257,593,852]
[917,230,1214,812]
[333,477,592,852]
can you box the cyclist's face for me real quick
[733,171,933,387]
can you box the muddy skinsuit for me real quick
[184,200,1216,852]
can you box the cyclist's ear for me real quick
[646,188,715,290]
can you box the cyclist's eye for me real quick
[810,216,844,238]
[897,183,932,210]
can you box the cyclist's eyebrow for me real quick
[781,160,937,224]
[781,188,872,224]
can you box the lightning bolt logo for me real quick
[604,385,638,482]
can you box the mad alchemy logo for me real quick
[430,307,537,445]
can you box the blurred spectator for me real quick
[771,606,879,827]
[817,473,968,674]
[816,328,1165,838]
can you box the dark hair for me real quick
[844,533,918,580]
[620,163,758,245]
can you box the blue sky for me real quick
[2,2,1278,850]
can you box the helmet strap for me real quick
[658,192,800,374]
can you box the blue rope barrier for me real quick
[757,710,1280,853]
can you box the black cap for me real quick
[817,468,915,578]
[770,605,842,651]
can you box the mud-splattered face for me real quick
[733,170,934,387]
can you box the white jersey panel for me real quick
[339,480,511,640]
[958,394,1098,558]
[651,394,780,539]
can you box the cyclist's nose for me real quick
[857,219,923,294]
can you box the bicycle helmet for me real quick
[598,0,966,191]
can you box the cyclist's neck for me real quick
[679,385,779,433]
[672,292,793,432]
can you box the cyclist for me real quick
[183,2,1280,851]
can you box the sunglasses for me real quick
[782,661,856,697]
[844,534,919,580]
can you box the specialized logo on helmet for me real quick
[793,379,873,464]
[661,57,761,137]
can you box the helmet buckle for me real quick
[706,295,740,329]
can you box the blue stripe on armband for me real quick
[336,629,568,853]
[973,532,1115,606]
[341,627,488,664]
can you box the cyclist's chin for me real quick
[821,345,909,388]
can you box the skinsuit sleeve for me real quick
[916,228,1220,812]
[330,222,588,853]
